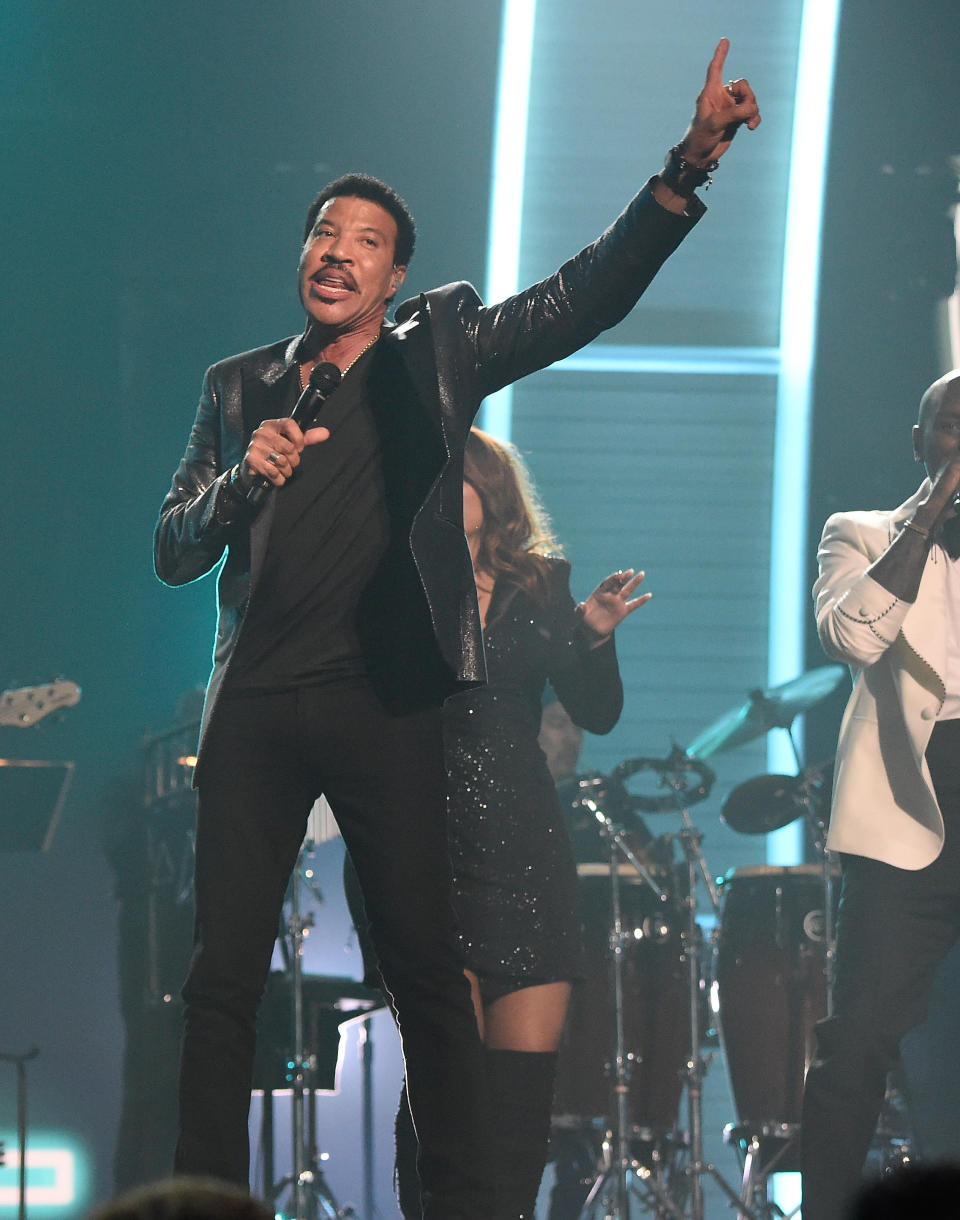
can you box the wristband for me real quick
[661,143,720,194]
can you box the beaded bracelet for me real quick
[903,519,930,539]
[661,143,720,193]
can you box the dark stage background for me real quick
[1,0,959,1214]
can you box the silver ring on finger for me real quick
[267,450,281,465]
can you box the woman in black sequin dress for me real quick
[389,428,651,1219]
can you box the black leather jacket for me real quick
[154,179,700,770]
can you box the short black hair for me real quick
[302,173,416,267]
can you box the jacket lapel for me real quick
[243,355,298,591]
[383,311,447,452]
[242,347,296,439]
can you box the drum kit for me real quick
[553,664,848,1220]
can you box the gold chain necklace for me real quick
[299,334,380,390]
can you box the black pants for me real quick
[174,678,494,1220]
[801,718,960,1220]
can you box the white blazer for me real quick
[815,480,950,869]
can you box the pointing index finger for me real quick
[705,37,729,87]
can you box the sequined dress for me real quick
[443,556,623,998]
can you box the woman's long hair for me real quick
[464,427,562,604]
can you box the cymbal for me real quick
[721,774,805,834]
[685,665,846,760]
[721,763,834,834]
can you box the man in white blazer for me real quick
[801,369,960,1219]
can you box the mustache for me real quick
[310,261,357,291]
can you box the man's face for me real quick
[914,381,960,479]
[298,195,406,334]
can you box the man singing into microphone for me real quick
[802,369,960,1220]
[155,41,758,1220]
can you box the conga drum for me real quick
[713,864,837,1129]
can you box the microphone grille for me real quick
[309,361,342,393]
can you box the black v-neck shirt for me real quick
[227,345,388,689]
[225,341,450,704]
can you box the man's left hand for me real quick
[681,38,761,165]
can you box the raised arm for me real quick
[866,459,960,601]
[814,513,908,669]
[816,460,960,668]
[454,40,761,396]
[547,564,651,735]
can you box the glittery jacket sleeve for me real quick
[543,558,623,735]
[398,178,702,412]
[472,181,701,396]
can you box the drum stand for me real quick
[595,754,759,1220]
[271,846,347,1220]
[576,800,685,1220]
[672,811,760,1220]
[796,767,837,1016]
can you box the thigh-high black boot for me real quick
[485,1049,558,1220]
[394,1052,559,1220]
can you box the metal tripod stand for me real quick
[575,789,685,1220]
[672,810,758,1220]
[576,750,759,1220]
[272,845,349,1220]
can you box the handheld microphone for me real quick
[953,489,960,512]
[245,361,342,508]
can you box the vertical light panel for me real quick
[480,0,537,441]
[766,2,842,1212]
[948,196,960,366]
[766,0,842,869]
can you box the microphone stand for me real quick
[276,845,346,1220]
[0,1047,39,1220]
[290,857,312,1219]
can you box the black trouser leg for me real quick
[801,720,960,1220]
[175,691,316,1184]
[176,682,494,1218]
[395,1084,423,1220]
[800,1012,895,1220]
[318,684,492,1220]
